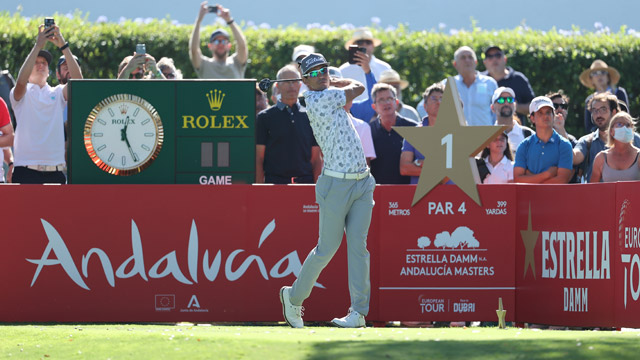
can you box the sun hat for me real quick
[344,28,381,50]
[579,60,620,89]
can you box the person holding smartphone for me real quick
[189,2,247,79]
[9,19,82,184]
[339,28,391,103]
[116,45,165,80]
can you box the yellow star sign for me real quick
[394,77,506,206]
[521,203,539,279]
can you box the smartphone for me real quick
[207,5,218,13]
[136,44,146,55]
[44,17,55,29]
[348,45,366,65]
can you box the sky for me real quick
[3,0,639,32]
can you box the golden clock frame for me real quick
[84,93,164,176]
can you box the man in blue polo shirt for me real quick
[514,96,573,183]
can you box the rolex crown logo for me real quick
[206,90,226,111]
[119,104,129,115]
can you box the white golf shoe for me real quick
[331,307,366,328]
[279,286,304,328]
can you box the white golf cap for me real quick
[529,96,555,114]
[491,87,516,104]
[292,44,315,62]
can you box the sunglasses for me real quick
[130,71,144,79]
[355,39,373,46]
[485,52,503,59]
[553,103,568,110]
[495,96,514,104]
[590,70,608,77]
[211,39,229,45]
[304,67,327,78]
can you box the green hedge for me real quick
[2,11,639,137]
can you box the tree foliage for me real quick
[1,12,639,137]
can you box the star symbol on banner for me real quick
[521,203,539,279]
[393,77,506,206]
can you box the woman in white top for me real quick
[590,112,640,183]
[477,132,514,184]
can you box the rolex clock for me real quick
[84,94,164,176]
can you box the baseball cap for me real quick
[328,66,342,78]
[491,87,516,104]
[292,44,315,62]
[38,50,53,66]
[209,29,230,43]
[484,45,503,56]
[529,96,555,114]
[57,54,79,68]
[299,53,330,75]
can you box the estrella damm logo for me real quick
[181,89,249,129]
[206,90,225,111]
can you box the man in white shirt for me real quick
[339,28,391,102]
[10,22,82,184]
[448,46,498,126]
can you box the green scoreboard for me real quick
[68,80,255,184]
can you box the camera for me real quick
[207,5,218,13]
[348,45,367,65]
[44,17,55,29]
[136,44,146,55]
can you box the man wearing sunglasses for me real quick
[280,53,375,329]
[339,28,391,102]
[490,87,534,151]
[482,46,535,119]
[189,2,247,79]
[547,92,577,146]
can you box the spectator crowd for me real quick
[1,2,638,185]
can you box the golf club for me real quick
[258,78,302,92]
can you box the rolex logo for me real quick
[206,90,225,111]
[119,104,129,115]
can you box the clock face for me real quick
[84,94,164,176]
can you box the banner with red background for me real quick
[515,183,616,327]
[2,183,640,326]
[375,185,515,322]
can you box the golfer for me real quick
[280,53,376,328]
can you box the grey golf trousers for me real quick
[289,173,376,315]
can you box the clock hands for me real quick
[121,116,138,162]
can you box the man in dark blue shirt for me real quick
[369,83,418,184]
[255,64,322,184]
[482,46,535,120]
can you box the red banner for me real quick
[2,183,640,326]
[375,185,515,321]
[2,185,349,322]
[614,182,640,327]
[515,184,616,327]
